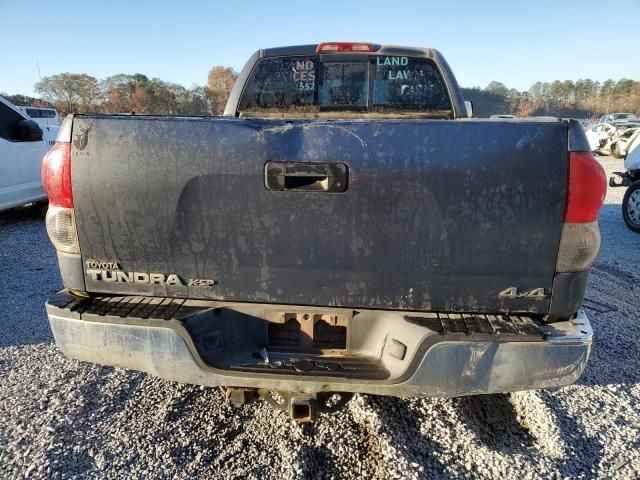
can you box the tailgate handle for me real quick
[265,161,348,193]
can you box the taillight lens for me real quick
[556,152,606,273]
[45,206,80,254]
[556,222,601,272]
[42,142,73,208]
[42,142,79,254]
[564,151,607,223]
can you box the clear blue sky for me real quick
[1,0,638,96]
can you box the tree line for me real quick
[2,69,639,118]
[1,66,237,116]
[463,78,640,118]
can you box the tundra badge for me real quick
[84,259,215,287]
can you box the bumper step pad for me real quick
[229,355,389,380]
[47,292,205,321]
[404,312,546,340]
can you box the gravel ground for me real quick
[0,156,639,479]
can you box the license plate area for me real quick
[265,310,350,352]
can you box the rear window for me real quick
[238,55,452,115]
[320,62,368,109]
[26,108,57,118]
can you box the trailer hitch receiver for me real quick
[257,389,353,422]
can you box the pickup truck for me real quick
[43,43,606,421]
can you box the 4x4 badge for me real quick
[499,287,547,299]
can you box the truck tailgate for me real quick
[71,116,567,314]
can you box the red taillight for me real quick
[42,142,73,208]
[316,42,376,53]
[564,151,606,223]
[42,141,79,253]
[556,151,606,273]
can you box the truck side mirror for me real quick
[464,100,474,118]
[15,119,43,142]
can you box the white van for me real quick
[17,106,59,146]
[0,96,56,211]
[14,105,60,146]
[17,106,59,126]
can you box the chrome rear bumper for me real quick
[46,292,592,397]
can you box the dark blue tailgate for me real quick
[72,116,567,313]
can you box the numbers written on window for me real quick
[297,82,314,91]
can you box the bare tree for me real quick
[205,66,237,114]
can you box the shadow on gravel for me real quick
[538,391,604,476]
[363,396,454,477]
[597,203,640,269]
[454,394,534,454]
[163,386,208,423]
[54,451,96,476]
[42,367,145,476]
[575,262,640,389]
[457,392,604,475]
[77,366,145,417]
[0,202,47,226]
[153,387,278,477]
[0,358,12,373]
[0,202,60,349]
[591,261,638,285]
[290,441,338,480]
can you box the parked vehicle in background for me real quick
[42,43,606,422]
[606,123,640,158]
[598,113,637,124]
[577,118,594,129]
[586,120,640,155]
[17,107,59,147]
[17,107,59,127]
[586,122,618,151]
[0,96,53,211]
[611,131,640,232]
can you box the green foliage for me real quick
[34,73,101,114]
[485,81,509,97]
[0,93,50,107]
[102,74,209,115]
[23,67,237,116]
[24,72,211,116]
[461,88,506,118]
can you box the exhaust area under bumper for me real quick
[46,292,592,398]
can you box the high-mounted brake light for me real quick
[316,42,376,53]
[556,151,606,273]
[42,142,73,208]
